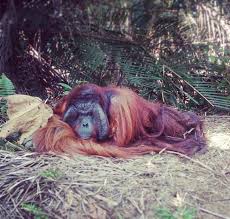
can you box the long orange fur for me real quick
[33,84,206,158]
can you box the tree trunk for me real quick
[0,0,17,74]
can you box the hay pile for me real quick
[0,117,230,219]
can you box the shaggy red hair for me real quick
[33,84,205,158]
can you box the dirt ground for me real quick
[0,116,230,219]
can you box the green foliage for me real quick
[156,208,176,219]
[156,207,197,219]
[8,0,230,111]
[21,203,48,219]
[116,213,124,219]
[0,74,14,120]
[65,38,230,110]
[40,168,62,180]
[58,82,72,95]
[44,0,230,110]
[0,74,15,97]
[79,40,106,72]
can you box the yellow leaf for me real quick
[0,95,53,144]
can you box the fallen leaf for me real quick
[0,95,53,144]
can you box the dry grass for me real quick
[0,116,230,219]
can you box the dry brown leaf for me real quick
[0,95,53,144]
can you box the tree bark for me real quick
[0,0,17,74]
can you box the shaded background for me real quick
[0,0,230,111]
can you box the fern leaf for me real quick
[0,74,15,97]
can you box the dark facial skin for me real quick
[63,87,110,140]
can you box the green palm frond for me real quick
[163,65,230,111]
[69,39,230,111]
[191,77,230,111]
[78,41,106,72]
[0,74,15,97]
